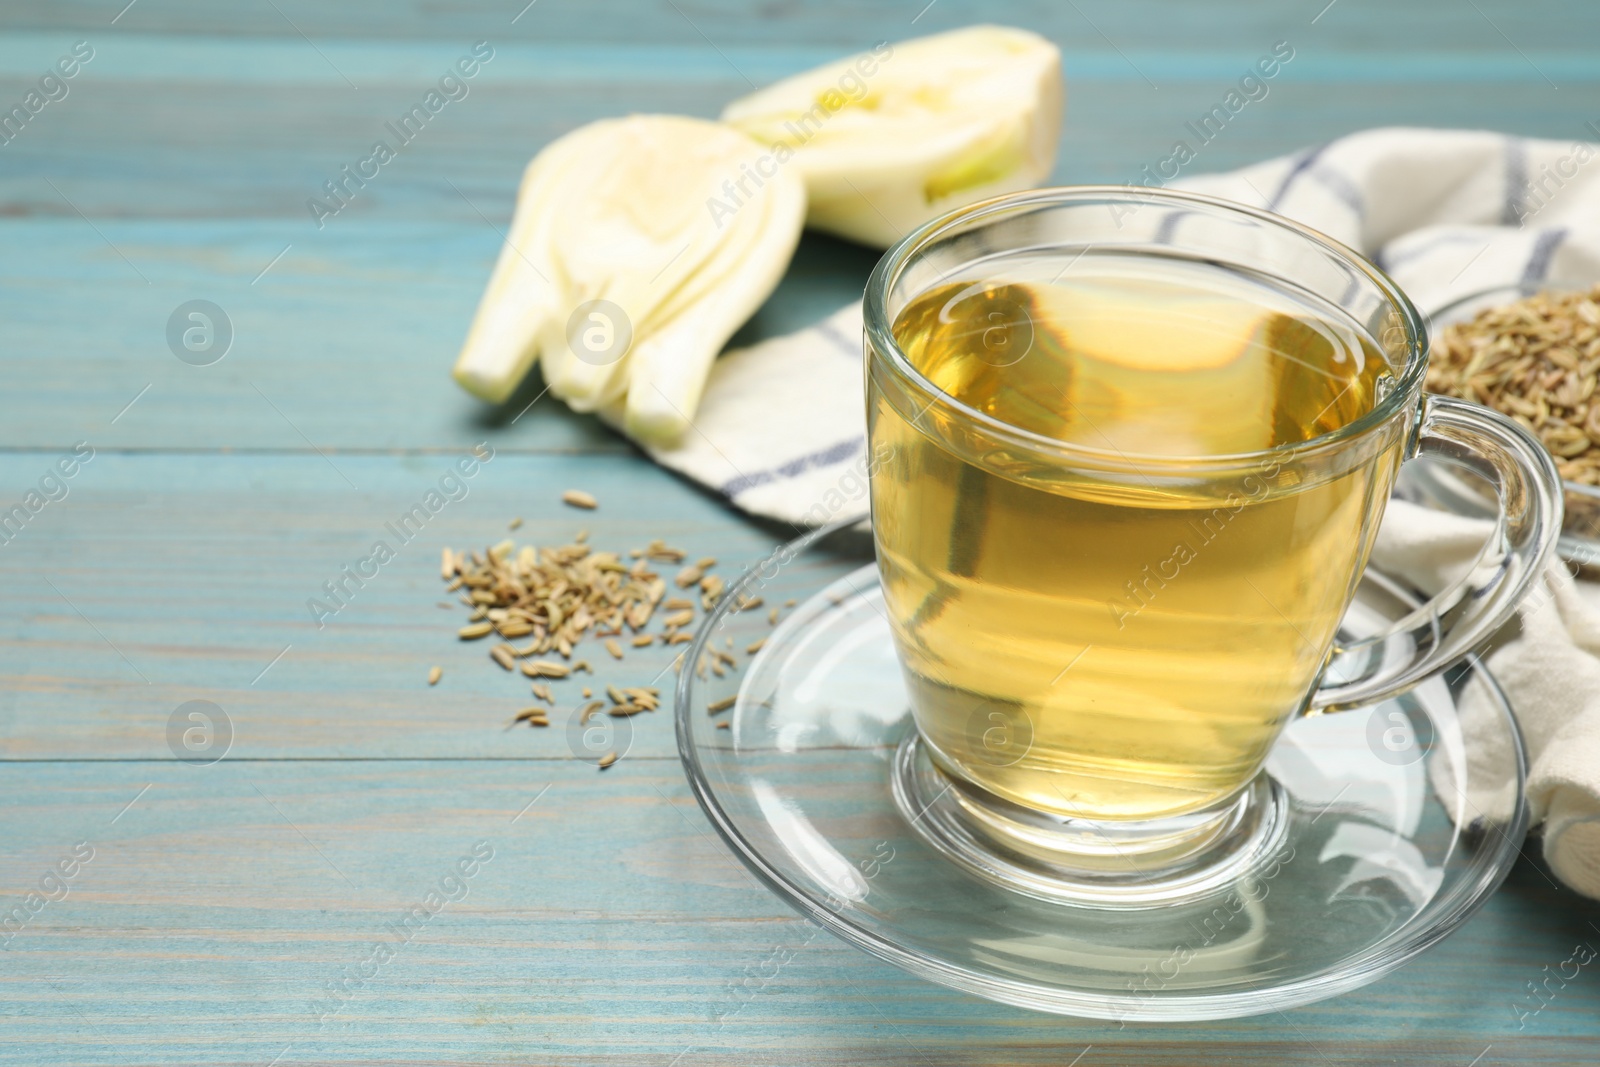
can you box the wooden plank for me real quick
[0,451,810,759]
[4,34,1597,90]
[2,0,1598,52]
[0,219,875,451]
[0,759,1597,1066]
[2,42,1596,225]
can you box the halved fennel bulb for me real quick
[720,25,1063,248]
[452,115,805,444]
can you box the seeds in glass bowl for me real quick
[1426,284,1600,484]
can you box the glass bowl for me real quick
[1402,280,1600,565]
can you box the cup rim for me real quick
[862,185,1431,474]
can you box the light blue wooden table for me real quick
[3,2,1599,1063]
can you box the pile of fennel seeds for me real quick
[1426,284,1600,534]
[438,532,778,735]
[1427,285,1600,482]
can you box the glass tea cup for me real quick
[863,186,1560,900]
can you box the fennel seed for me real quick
[523,659,571,678]
[644,540,686,563]
[562,490,599,510]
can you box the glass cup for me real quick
[863,186,1561,895]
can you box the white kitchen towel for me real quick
[1372,500,1600,900]
[635,126,1600,896]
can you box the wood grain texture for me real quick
[2,35,1596,226]
[2,0,1598,51]
[4,0,1600,1061]
[1,760,1597,1067]
[0,220,876,451]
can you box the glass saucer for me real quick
[676,521,1528,1022]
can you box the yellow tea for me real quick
[871,254,1400,821]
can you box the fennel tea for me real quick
[870,254,1400,821]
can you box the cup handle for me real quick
[1309,394,1563,712]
